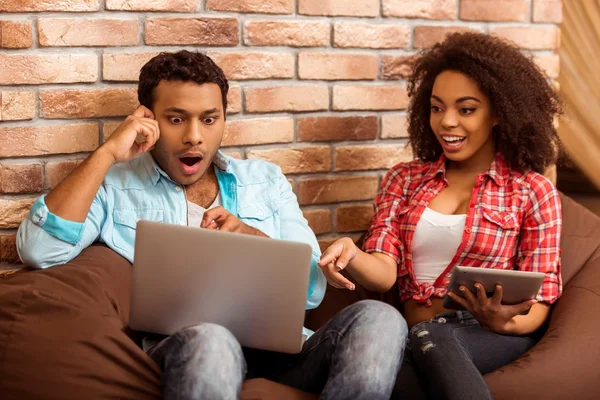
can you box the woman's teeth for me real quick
[443,136,466,147]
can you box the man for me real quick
[17,51,406,400]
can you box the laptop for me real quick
[130,220,313,354]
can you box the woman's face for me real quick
[429,70,497,166]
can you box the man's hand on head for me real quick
[201,206,268,237]
[100,105,160,164]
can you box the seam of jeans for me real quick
[301,330,342,356]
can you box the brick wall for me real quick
[0,0,562,266]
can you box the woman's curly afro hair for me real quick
[407,32,562,174]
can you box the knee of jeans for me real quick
[352,300,408,339]
[177,323,242,357]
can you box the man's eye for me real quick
[169,117,184,124]
[204,117,216,125]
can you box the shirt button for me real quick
[175,186,181,192]
[257,210,263,217]
[437,317,447,324]
[477,176,484,183]
[465,227,472,233]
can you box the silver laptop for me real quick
[130,220,313,354]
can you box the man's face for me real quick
[150,80,225,185]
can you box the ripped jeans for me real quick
[146,300,407,400]
[406,311,537,400]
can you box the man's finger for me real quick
[133,105,155,119]
[201,207,228,228]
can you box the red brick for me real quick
[414,26,482,48]
[145,18,238,46]
[247,147,331,174]
[40,88,138,119]
[207,52,294,80]
[533,54,559,79]
[0,124,99,157]
[0,54,97,85]
[383,0,457,19]
[533,0,562,23]
[103,52,159,81]
[0,234,19,264]
[298,116,378,142]
[45,160,84,189]
[106,0,197,11]
[228,86,241,114]
[102,122,121,141]
[382,54,415,80]
[490,26,560,50]
[0,164,43,194]
[334,22,410,49]
[299,53,378,80]
[244,20,329,47]
[336,204,374,233]
[335,144,413,171]
[0,0,99,12]
[0,21,32,48]
[222,118,293,147]
[1,91,35,121]
[244,85,329,113]
[299,0,379,17]
[460,0,530,22]
[206,0,293,14]
[382,114,409,139]
[298,176,379,205]
[318,234,363,253]
[38,18,138,47]
[0,198,35,229]
[333,85,408,111]
[303,209,332,235]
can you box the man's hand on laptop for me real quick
[201,207,268,237]
[102,105,160,164]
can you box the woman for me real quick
[319,32,562,400]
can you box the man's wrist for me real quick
[95,143,117,166]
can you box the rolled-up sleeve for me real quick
[17,188,107,269]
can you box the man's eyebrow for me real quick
[200,108,220,116]
[163,107,220,116]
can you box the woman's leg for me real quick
[390,348,429,400]
[409,312,536,400]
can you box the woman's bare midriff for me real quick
[403,298,453,328]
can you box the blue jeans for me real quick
[406,311,538,400]
[148,300,407,400]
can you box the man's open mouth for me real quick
[180,157,202,167]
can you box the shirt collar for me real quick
[139,150,232,186]
[423,152,509,187]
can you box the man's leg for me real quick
[246,300,407,400]
[409,312,537,400]
[148,323,246,400]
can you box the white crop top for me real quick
[412,207,466,284]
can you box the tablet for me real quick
[442,266,545,310]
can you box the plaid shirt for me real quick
[363,153,562,305]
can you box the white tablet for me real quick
[443,266,545,310]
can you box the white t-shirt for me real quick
[186,192,222,228]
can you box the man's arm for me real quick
[277,175,326,310]
[16,106,160,268]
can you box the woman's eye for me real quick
[204,117,216,125]
[431,106,442,113]
[169,117,183,124]
[460,108,476,115]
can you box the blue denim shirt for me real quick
[17,151,326,326]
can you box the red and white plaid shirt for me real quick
[363,153,562,305]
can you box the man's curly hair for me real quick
[407,32,562,173]
[138,50,229,119]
